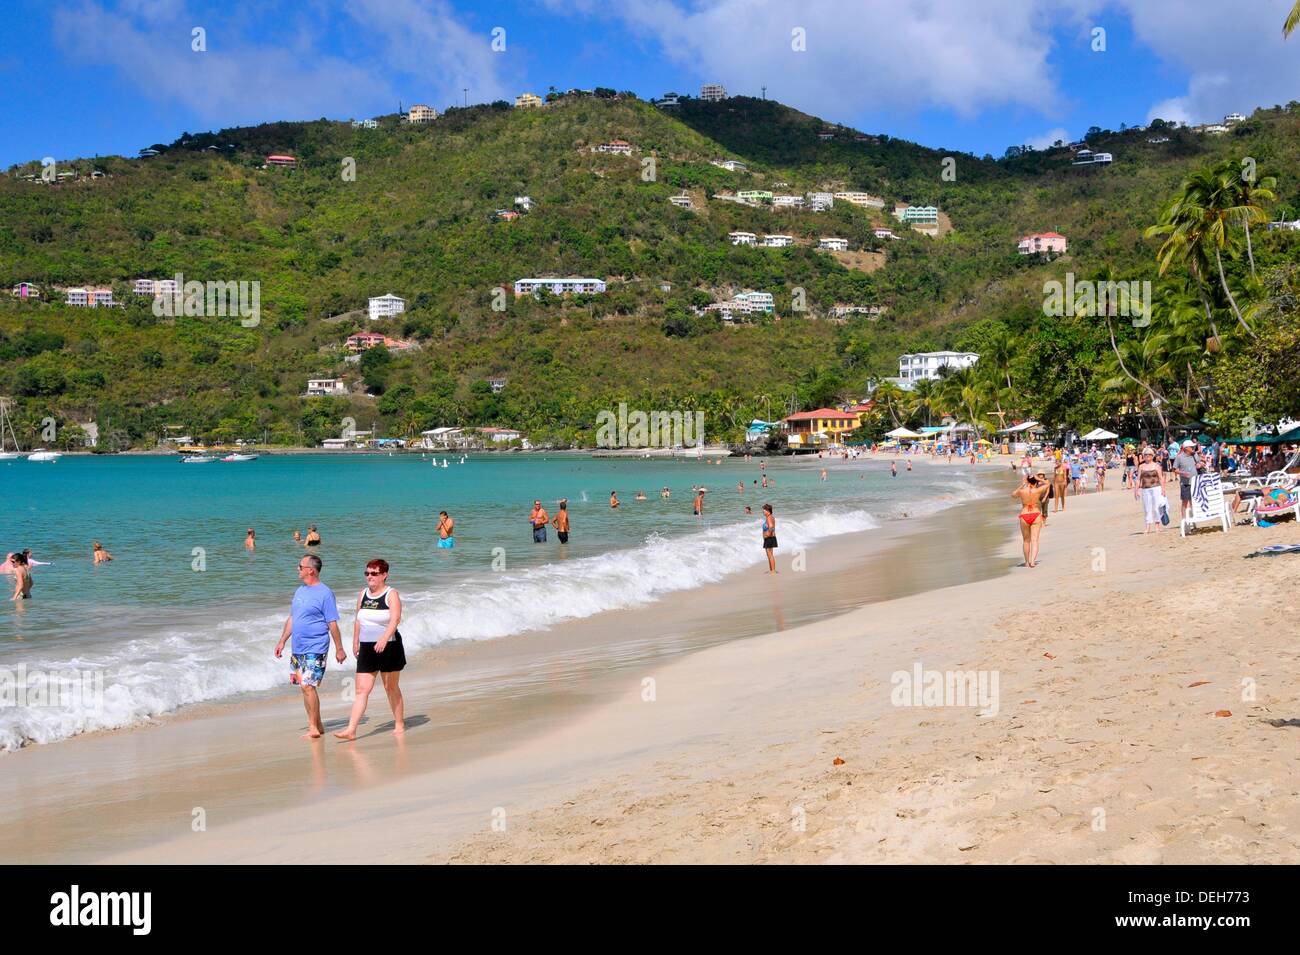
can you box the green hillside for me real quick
[1,92,1297,448]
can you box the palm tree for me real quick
[910,378,938,427]
[872,380,907,428]
[1223,161,1277,277]
[1145,165,1254,339]
[1286,2,1300,36]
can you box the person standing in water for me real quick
[693,488,705,516]
[305,525,321,548]
[890,461,897,478]
[761,504,777,574]
[334,558,405,740]
[552,500,570,543]
[274,554,346,739]
[9,552,32,601]
[609,491,620,509]
[1012,475,1049,568]
[437,511,455,549]
[245,528,256,551]
[92,541,113,563]
[530,500,549,542]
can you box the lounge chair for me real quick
[1180,472,1231,537]
[1249,486,1300,527]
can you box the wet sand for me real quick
[0,466,1009,862]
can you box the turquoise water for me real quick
[0,452,986,748]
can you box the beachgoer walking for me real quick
[530,500,549,542]
[1052,459,1069,512]
[1136,448,1166,534]
[552,500,570,543]
[761,503,777,574]
[890,462,897,478]
[92,541,113,563]
[1173,439,1201,520]
[274,554,345,739]
[1036,472,1051,524]
[820,468,828,482]
[437,511,455,548]
[334,559,405,740]
[1012,475,1049,568]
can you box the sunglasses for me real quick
[364,570,383,576]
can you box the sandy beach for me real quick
[4,458,1298,864]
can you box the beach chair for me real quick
[1235,470,1296,490]
[1180,472,1231,537]
[1249,487,1300,527]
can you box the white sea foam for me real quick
[0,483,993,751]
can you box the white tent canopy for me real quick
[998,420,1040,434]
[1081,428,1118,441]
[884,427,924,439]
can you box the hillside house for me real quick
[593,140,633,155]
[710,159,747,172]
[514,93,543,108]
[669,194,694,208]
[762,234,794,247]
[368,293,406,321]
[304,378,349,397]
[513,277,606,295]
[700,84,727,101]
[65,287,114,307]
[1018,232,1067,254]
[266,154,297,167]
[834,192,885,208]
[11,282,40,299]
[819,237,848,251]
[408,104,438,123]
[728,231,757,246]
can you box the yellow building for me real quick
[514,92,543,109]
[783,408,859,449]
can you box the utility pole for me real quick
[761,86,766,100]
[463,88,468,107]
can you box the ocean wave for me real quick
[0,486,991,751]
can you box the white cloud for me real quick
[1026,127,1072,150]
[543,0,1100,120]
[1114,0,1300,124]
[51,0,511,127]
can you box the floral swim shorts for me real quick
[289,652,327,687]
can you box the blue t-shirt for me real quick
[1069,461,1082,478]
[291,583,340,655]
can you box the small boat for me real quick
[221,453,258,462]
[181,454,217,463]
[27,449,62,462]
[0,399,22,458]
[441,458,449,468]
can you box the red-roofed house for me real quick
[1018,231,1067,254]
[782,408,859,449]
[346,331,413,353]
[266,155,297,167]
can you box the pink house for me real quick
[1018,232,1068,255]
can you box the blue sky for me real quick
[4,0,1299,168]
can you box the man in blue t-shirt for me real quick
[274,554,345,739]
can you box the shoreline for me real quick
[86,472,1300,863]
[0,467,1008,862]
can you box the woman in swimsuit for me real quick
[761,503,777,574]
[1012,476,1048,568]
[10,552,32,601]
[305,525,321,547]
[1051,459,1069,512]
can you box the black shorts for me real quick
[1179,478,1193,503]
[557,531,569,543]
[356,634,406,673]
[763,535,777,549]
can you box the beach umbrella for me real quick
[884,427,924,439]
[1081,428,1118,441]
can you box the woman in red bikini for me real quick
[1012,475,1049,568]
